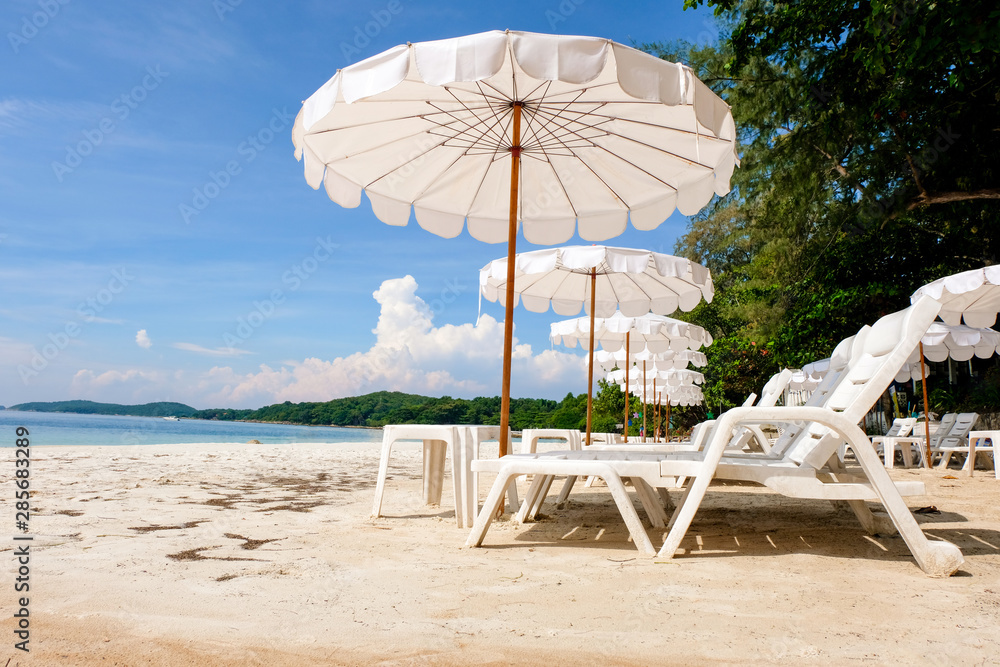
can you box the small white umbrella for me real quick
[295,30,739,456]
[611,367,704,438]
[481,246,713,445]
[615,379,704,438]
[547,308,711,442]
[895,323,1000,381]
[551,310,710,441]
[606,367,704,386]
[592,348,708,372]
[911,266,1000,328]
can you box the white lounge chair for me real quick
[872,417,918,468]
[468,296,964,576]
[931,413,981,469]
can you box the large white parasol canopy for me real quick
[293,30,738,243]
[293,30,737,455]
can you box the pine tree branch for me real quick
[907,189,1000,209]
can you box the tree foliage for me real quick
[643,0,1000,409]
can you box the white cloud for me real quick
[173,342,253,357]
[198,276,587,407]
[72,368,158,391]
[136,329,152,349]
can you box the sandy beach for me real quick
[3,441,999,666]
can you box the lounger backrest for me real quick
[758,368,793,407]
[785,296,942,469]
[939,412,979,447]
[927,413,957,448]
[885,417,917,438]
[765,333,863,457]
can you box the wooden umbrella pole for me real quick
[665,395,670,440]
[499,101,522,459]
[919,341,932,468]
[624,331,630,442]
[652,380,657,442]
[585,267,597,447]
[642,360,647,440]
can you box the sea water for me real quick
[0,410,383,447]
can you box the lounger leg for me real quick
[526,475,555,520]
[466,469,517,548]
[516,474,548,523]
[452,431,472,528]
[848,436,964,577]
[554,475,578,507]
[505,479,520,514]
[423,439,447,506]
[667,478,693,529]
[601,472,656,556]
[631,478,666,528]
[900,441,914,468]
[372,436,395,518]
[657,487,675,513]
[658,465,714,559]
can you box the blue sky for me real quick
[1,0,724,409]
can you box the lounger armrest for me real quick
[704,406,872,469]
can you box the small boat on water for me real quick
[162,416,179,421]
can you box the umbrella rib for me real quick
[432,94,509,151]
[529,104,723,170]
[523,89,605,155]
[303,102,501,137]
[477,80,514,150]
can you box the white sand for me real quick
[3,441,999,665]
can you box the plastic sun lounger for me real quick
[468,296,964,577]
[872,417,917,468]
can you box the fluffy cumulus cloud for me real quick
[200,276,587,407]
[135,329,152,349]
[70,368,165,403]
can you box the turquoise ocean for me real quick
[0,410,383,447]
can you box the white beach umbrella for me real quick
[482,246,714,319]
[549,309,713,351]
[548,308,711,442]
[895,323,1000,382]
[891,322,1000,466]
[294,30,738,455]
[611,367,705,438]
[481,246,713,444]
[592,348,708,372]
[787,369,822,392]
[606,367,704,386]
[911,265,1000,328]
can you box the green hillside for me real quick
[9,400,197,418]
[191,388,631,432]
